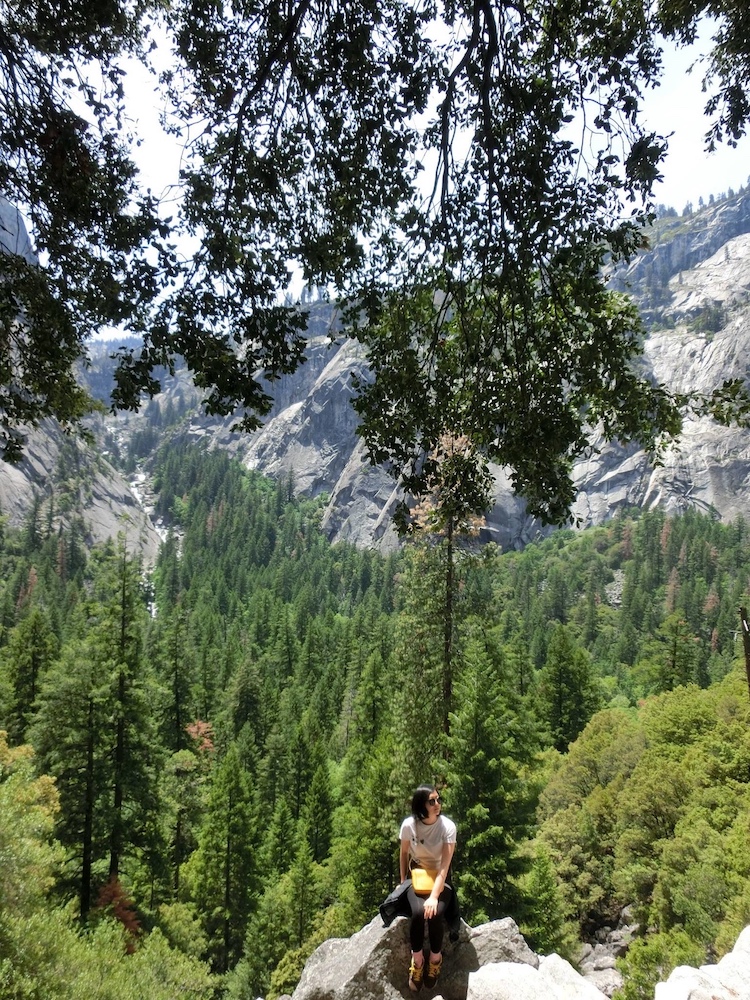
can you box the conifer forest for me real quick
[5,0,750,996]
[2,443,750,999]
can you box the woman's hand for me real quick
[424,896,439,919]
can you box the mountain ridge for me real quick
[3,192,750,554]
[181,192,750,552]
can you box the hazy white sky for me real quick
[125,25,750,221]
[642,36,750,211]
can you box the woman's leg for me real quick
[426,886,451,953]
[405,887,427,991]
[405,885,427,953]
[425,885,452,984]
[427,911,445,954]
[406,884,453,953]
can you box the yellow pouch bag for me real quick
[411,867,438,895]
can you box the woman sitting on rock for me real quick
[399,784,457,992]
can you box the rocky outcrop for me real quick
[569,237,750,533]
[614,194,750,301]
[0,198,161,560]
[0,420,161,562]
[577,909,639,998]
[467,954,610,1000]
[173,335,406,553]
[0,195,36,263]
[664,229,750,317]
[655,925,750,1000]
[282,916,750,1000]
[285,915,544,1000]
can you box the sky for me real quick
[126,34,750,225]
[640,31,750,211]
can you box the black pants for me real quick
[406,884,453,953]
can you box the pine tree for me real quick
[152,609,196,752]
[336,729,403,914]
[655,613,699,691]
[161,747,207,896]
[443,627,539,923]
[100,542,158,883]
[302,756,333,864]
[521,845,574,957]
[30,637,111,918]
[407,434,490,738]
[3,605,58,743]
[389,544,451,783]
[287,839,319,949]
[339,647,390,782]
[227,843,323,1000]
[31,540,163,919]
[256,723,289,819]
[286,725,314,822]
[538,624,601,752]
[261,795,297,878]
[504,633,535,698]
[192,743,257,971]
[225,658,264,745]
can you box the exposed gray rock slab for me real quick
[0,198,161,559]
[466,954,608,1000]
[0,421,161,562]
[577,916,636,998]
[615,195,750,297]
[289,919,750,1000]
[655,925,750,1000]
[0,195,37,263]
[243,337,364,497]
[582,967,624,998]
[291,916,537,1000]
[667,232,750,314]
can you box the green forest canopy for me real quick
[3,1,750,516]
[1,445,750,997]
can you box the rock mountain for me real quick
[3,193,750,553]
[171,192,750,552]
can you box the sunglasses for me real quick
[427,795,442,805]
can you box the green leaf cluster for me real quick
[0,732,216,999]
[536,675,750,958]
[6,0,750,523]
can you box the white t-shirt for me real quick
[399,814,457,870]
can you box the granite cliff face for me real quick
[567,228,750,536]
[176,334,406,551]
[3,193,750,554]
[0,198,161,559]
[182,193,750,552]
[612,195,750,311]
[0,419,162,562]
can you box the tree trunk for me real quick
[81,695,95,920]
[109,666,126,880]
[223,808,232,972]
[739,607,750,701]
[443,518,454,736]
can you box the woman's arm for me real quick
[400,837,411,883]
[424,840,455,919]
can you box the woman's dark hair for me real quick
[411,785,437,821]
